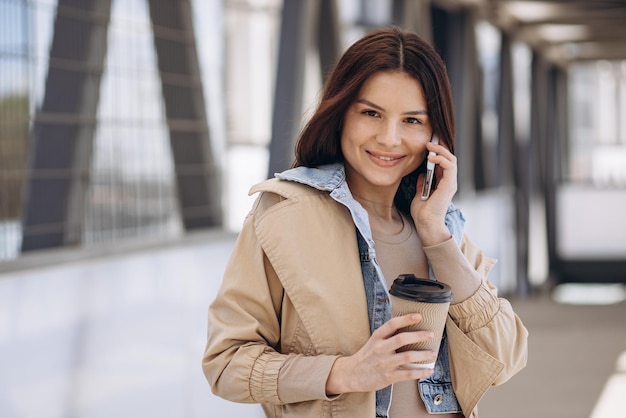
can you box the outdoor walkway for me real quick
[480,289,625,418]
[0,231,624,418]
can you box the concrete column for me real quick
[268,0,340,176]
[431,6,480,197]
[147,0,222,230]
[267,0,317,176]
[545,66,568,282]
[21,0,112,251]
[498,33,515,188]
[317,0,341,81]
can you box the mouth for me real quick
[376,155,397,161]
[367,151,405,167]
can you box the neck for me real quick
[352,193,404,235]
[352,193,395,218]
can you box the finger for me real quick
[431,155,457,181]
[373,314,423,339]
[425,142,455,166]
[394,348,438,368]
[428,151,457,168]
[426,141,452,157]
[392,366,435,382]
[390,330,435,352]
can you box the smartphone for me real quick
[420,134,439,200]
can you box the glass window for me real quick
[568,60,626,186]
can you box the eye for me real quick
[362,110,379,118]
[405,117,421,125]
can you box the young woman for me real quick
[202,27,528,418]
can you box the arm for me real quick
[202,206,284,404]
[202,194,339,404]
[411,140,527,384]
[424,234,528,385]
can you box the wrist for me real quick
[325,357,349,396]
[417,225,451,247]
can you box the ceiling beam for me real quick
[433,0,626,65]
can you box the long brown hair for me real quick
[293,27,455,213]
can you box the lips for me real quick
[376,155,397,161]
[367,151,405,167]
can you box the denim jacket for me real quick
[276,163,464,416]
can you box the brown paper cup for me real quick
[389,274,452,369]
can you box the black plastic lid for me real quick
[389,274,452,303]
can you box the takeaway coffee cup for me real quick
[389,274,452,369]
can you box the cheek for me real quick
[408,137,429,159]
[340,120,367,150]
[405,139,429,171]
[342,118,366,139]
[339,132,355,163]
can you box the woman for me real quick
[202,27,528,418]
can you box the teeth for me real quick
[377,156,395,161]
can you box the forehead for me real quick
[357,71,426,107]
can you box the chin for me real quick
[365,175,403,188]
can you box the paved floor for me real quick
[479,291,626,418]
[0,231,624,418]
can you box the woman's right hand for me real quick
[325,313,437,395]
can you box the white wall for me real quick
[557,185,626,260]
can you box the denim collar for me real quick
[274,163,346,192]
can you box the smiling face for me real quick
[341,70,432,199]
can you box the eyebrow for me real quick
[356,98,428,116]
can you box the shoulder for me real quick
[249,178,324,200]
[244,179,352,247]
[247,178,331,218]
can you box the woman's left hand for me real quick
[410,141,457,246]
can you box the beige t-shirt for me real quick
[373,213,462,418]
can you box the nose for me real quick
[376,121,401,147]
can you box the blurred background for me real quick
[0,0,624,417]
